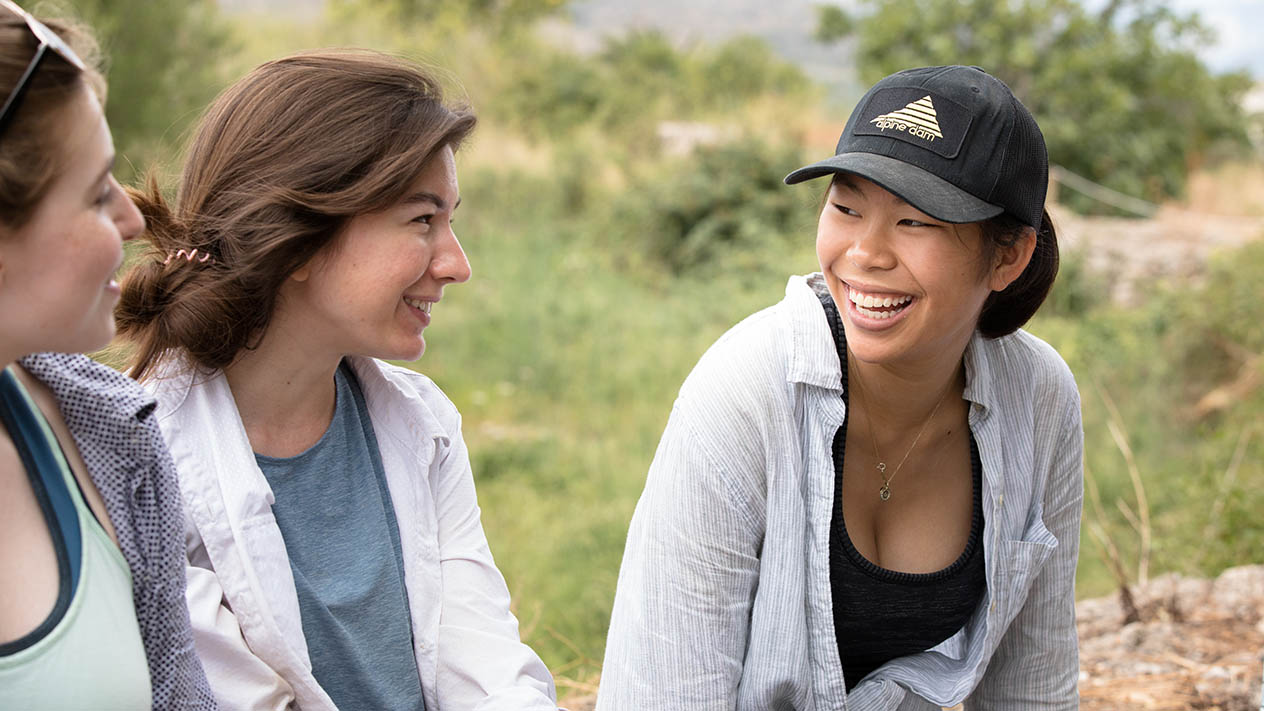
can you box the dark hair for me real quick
[116,49,477,381]
[976,209,1059,338]
[0,8,103,228]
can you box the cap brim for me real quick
[783,153,1004,224]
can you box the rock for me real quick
[1077,565,1264,710]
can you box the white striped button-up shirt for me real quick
[598,274,1083,710]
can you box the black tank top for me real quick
[818,293,987,690]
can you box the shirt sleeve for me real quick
[969,400,1083,709]
[596,395,765,710]
[184,534,297,711]
[430,413,559,710]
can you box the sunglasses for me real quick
[0,0,86,138]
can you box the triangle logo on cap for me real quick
[869,96,944,142]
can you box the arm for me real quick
[596,400,765,710]
[969,404,1083,709]
[184,533,296,711]
[431,415,559,710]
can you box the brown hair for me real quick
[977,209,1059,338]
[0,7,104,228]
[116,49,477,380]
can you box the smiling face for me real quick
[816,174,1027,371]
[278,144,470,363]
[0,84,144,359]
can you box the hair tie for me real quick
[163,248,213,265]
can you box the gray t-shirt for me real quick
[256,360,424,711]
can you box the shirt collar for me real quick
[20,352,157,427]
[961,330,997,416]
[784,273,999,416]
[785,273,846,391]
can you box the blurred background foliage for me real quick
[817,0,1255,213]
[46,0,1264,692]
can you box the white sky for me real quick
[1167,0,1263,77]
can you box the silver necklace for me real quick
[851,366,951,501]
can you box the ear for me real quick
[989,227,1037,292]
[289,262,312,283]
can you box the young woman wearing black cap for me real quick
[599,65,1080,709]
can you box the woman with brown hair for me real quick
[116,50,557,710]
[0,1,214,708]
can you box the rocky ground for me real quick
[1079,565,1264,711]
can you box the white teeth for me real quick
[848,288,911,306]
[847,287,911,319]
[404,297,432,314]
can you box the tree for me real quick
[333,0,569,33]
[818,0,1253,210]
[61,0,233,182]
[813,4,853,45]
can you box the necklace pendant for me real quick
[876,461,886,474]
[879,484,891,501]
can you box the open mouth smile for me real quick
[403,296,433,315]
[846,285,913,321]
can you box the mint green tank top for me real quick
[0,369,152,709]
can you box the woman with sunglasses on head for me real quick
[0,2,215,708]
[600,66,1082,709]
[115,50,557,711]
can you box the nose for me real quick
[110,176,145,241]
[845,221,896,271]
[432,226,471,284]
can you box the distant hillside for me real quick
[559,0,863,102]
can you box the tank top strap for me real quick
[0,367,84,646]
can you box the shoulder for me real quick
[141,357,208,424]
[976,329,1080,422]
[19,352,157,424]
[679,302,790,405]
[667,279,824,474]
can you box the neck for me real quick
[223,313,344,458]
[1,339,33,371]
[847,346,967,434]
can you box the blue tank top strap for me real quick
[0,367,82,656]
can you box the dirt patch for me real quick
[1053,202,1264,305]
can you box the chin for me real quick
[379,341,427,363]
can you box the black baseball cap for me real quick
[784,65,1048,230]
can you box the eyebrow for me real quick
[86,155,116,199]
[96,155,116,185]
[401,191,460,211]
